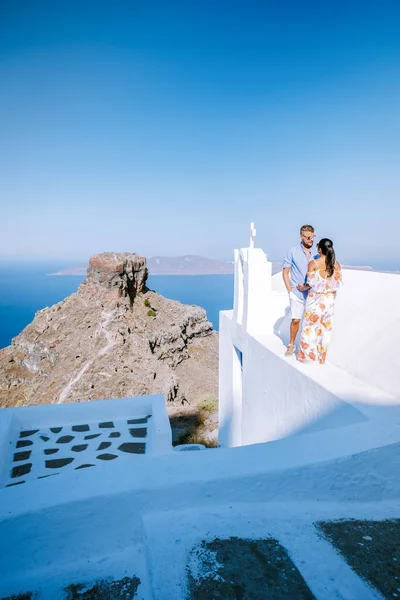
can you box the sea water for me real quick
[0,262,233,349]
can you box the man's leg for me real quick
[289,318,301,346]
[285,294,305,356]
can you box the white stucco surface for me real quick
[0,419,399,598]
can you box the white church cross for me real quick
[249,222,256,248]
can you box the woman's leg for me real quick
[318,296,335,364]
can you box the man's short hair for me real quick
[300,225,314,234]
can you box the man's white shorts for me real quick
[289,291,305,320]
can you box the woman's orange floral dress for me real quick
[297,268,342,365]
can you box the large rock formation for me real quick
[86,252,148,303]
[0,253,218,409]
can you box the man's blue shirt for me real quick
[283,244,317,300]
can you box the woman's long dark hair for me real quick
[318,238,336,277]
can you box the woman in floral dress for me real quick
[297,238,342,365]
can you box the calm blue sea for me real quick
[0,262,233,349]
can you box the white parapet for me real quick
[232,227,274,339]
[244,247,273,337]
[0,395,172,490]
[221,224,274,447]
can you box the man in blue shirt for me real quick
[282,225,316,356]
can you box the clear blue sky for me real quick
[1,0,399,268]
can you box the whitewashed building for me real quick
[219,223,400,447]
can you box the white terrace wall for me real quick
[219,243,400,448]
[0,395,172,489]
[329,270,400,398]
[272,269,400,399]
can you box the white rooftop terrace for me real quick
[219,225,400,448]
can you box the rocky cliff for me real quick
[0,253,218,409]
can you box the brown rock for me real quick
[86,252,148,304]
[0,253,218,410]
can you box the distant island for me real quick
[47,256,396,277]
[48,262,88,276]
[48,255,238,276]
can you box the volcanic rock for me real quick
[0,253,218,408]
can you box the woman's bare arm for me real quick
[297,259,318,292]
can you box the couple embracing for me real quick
[282,225,342,365]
